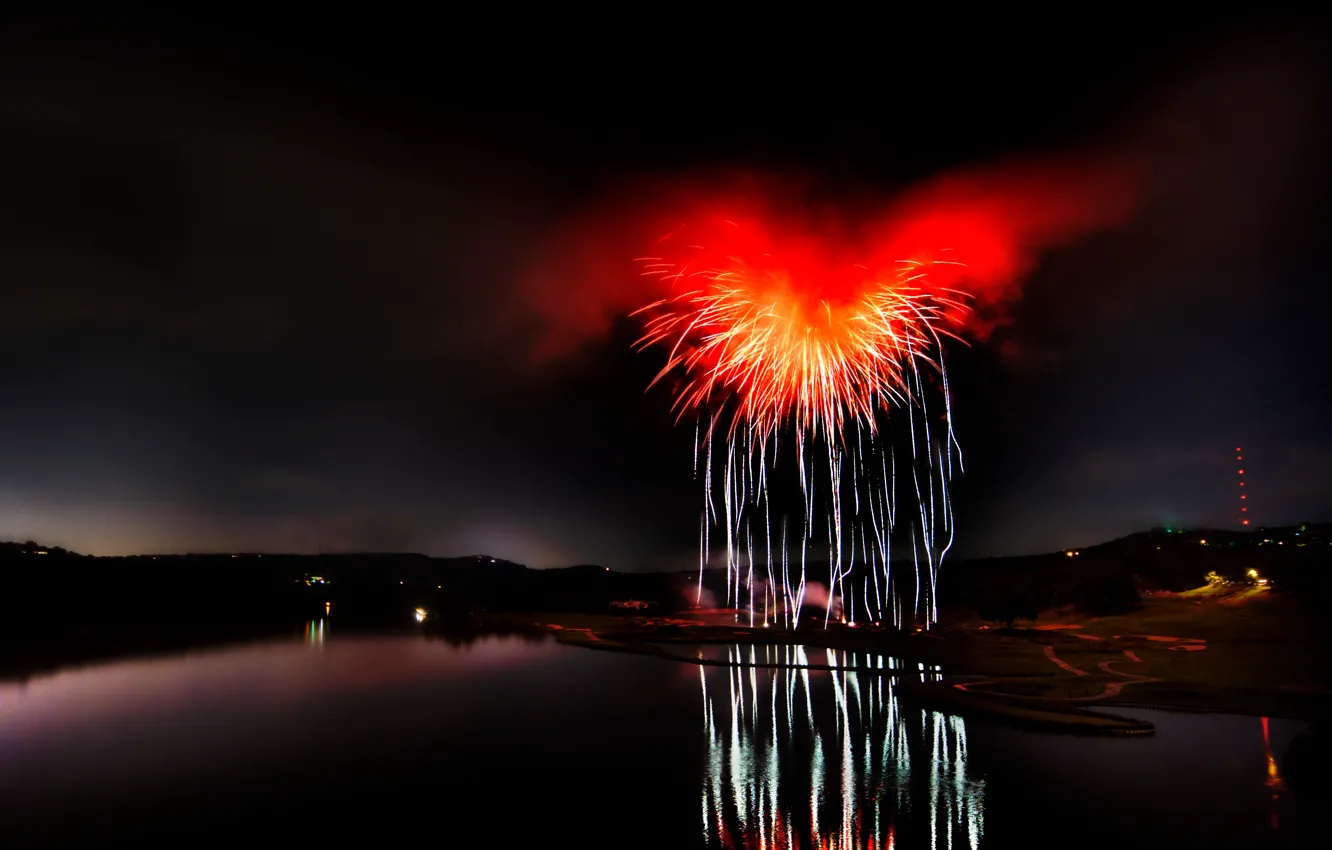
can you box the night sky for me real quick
[2,15,1330,569]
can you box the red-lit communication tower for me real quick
[1236,446,1249,527]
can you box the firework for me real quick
[635,215,969,628]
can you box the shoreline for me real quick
[543,626,1164,734]
[4,593,1327,737]
[0,624,301,683]
[515,600,1332,734]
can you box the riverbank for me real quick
[0,616,429,683]
[487,590,1332,734]
[5,589,1326,736]
[0,623,304,683]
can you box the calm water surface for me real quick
[0,623,1315,847]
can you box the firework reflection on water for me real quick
[699,644,984,850]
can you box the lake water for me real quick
[0,623,1316,847]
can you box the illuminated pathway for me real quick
[953,633,1206,704]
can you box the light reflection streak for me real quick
[702,644,984,849]
[1260,716,1285,832]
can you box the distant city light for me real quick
[414,607,428,623]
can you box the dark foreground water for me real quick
[0,623,1317,848]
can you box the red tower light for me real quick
[1236,447,1250,529]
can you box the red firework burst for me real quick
[633,215,973,443]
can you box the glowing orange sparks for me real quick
[634,218,971,444]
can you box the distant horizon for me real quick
[4,521,1324,570]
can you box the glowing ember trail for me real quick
[634,215,974,629]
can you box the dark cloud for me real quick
[1,26,1329,564]
[996,38,1331,375]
